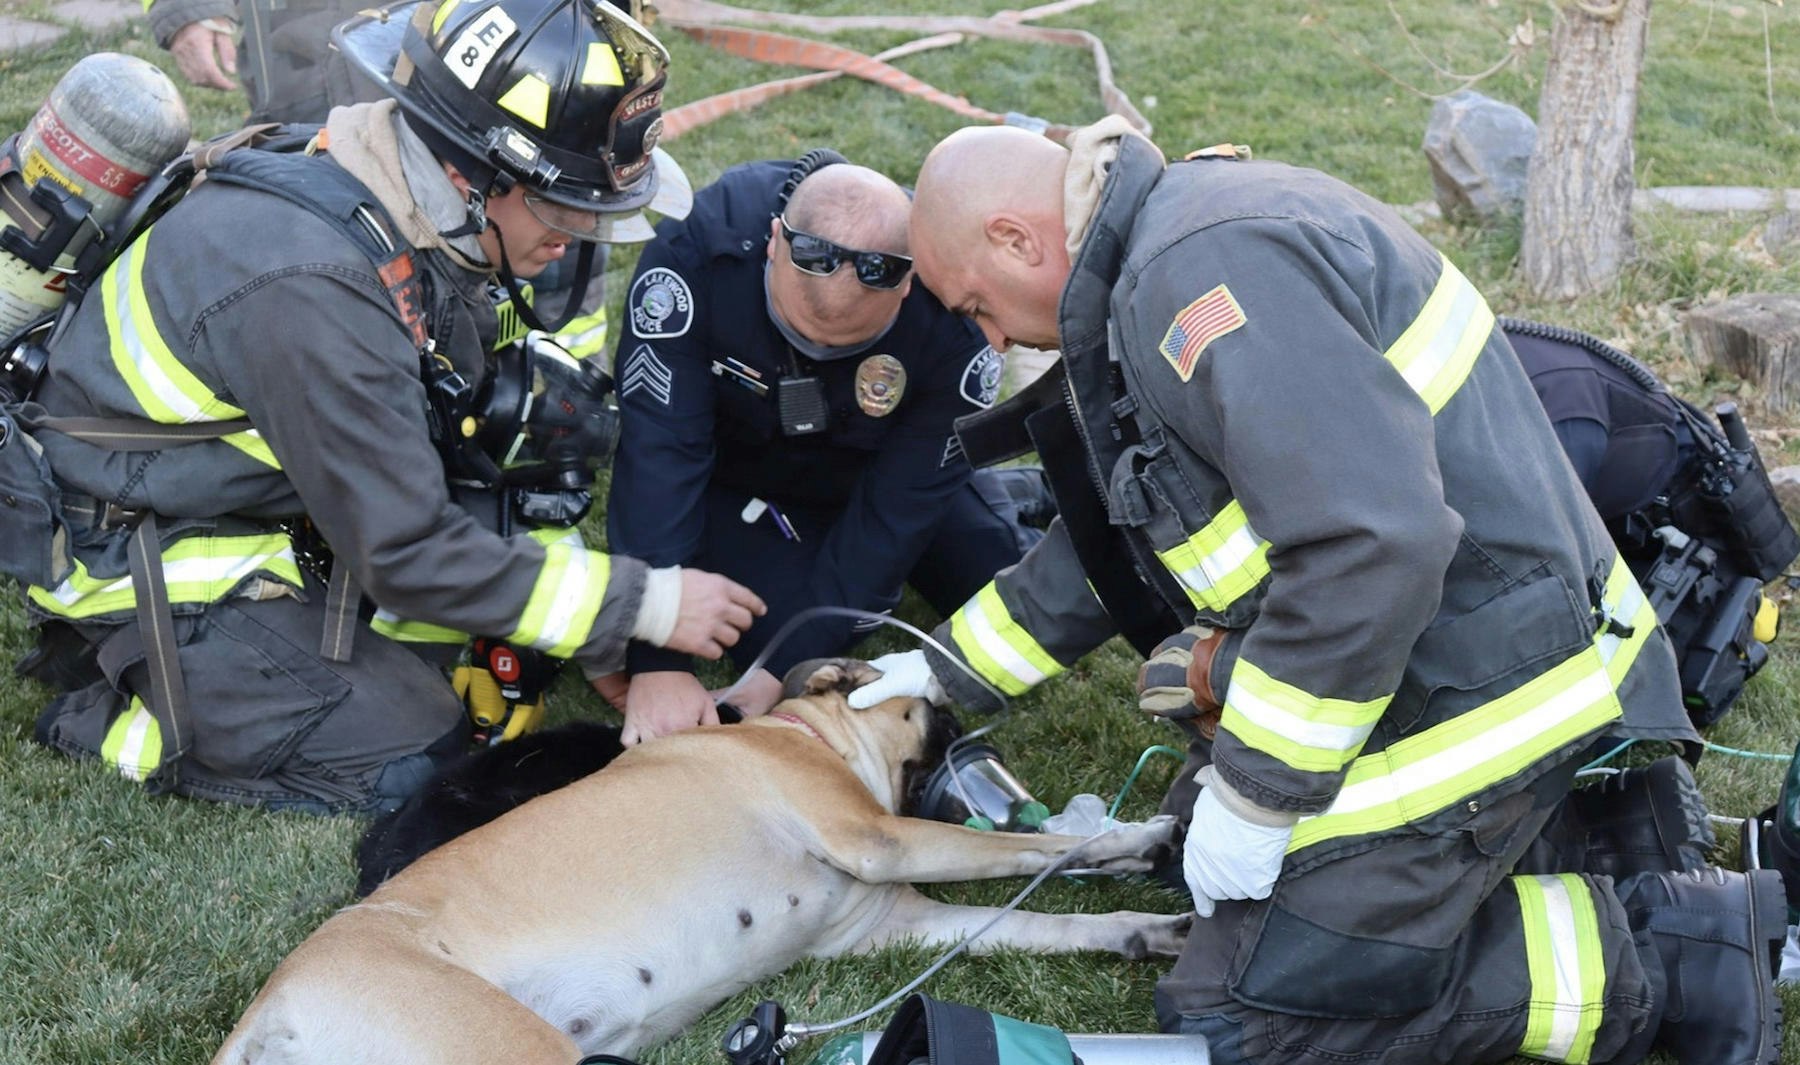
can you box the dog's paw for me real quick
[1070,815,1183,872]
[1121,911,1194,959]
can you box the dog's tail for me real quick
[354,721,626,896]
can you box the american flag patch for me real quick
[1159,285,1247,382]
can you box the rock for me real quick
[1763,211,1800,260]
[1685,294,1800,412]
[1422,90,1537,224]
[50,0,139,34]
[0,16,68,51]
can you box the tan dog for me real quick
[212,661,1186,1065]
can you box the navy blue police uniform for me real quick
[607,159,1041,680]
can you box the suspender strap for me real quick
[18,409,252,448]
[126,512,190,789]
[952,361,1066,468]
[320,563,360,662]
[1024,397,1181,657]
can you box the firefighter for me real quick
[603,152,1052,741]
[855,121,1783,1065]
[150,0,368,125]
[19,0,763,812]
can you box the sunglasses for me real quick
[779,215,913,290]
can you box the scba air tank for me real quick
[0,52,191,340]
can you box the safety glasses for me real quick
[779,215,913,290]
[523,192,614,241]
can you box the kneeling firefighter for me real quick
[0,0,766,812]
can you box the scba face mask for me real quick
[426,331,619,524]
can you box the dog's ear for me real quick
[780,658,883,699]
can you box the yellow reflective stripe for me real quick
[1598,554,1655,685]
[494,284,534,350]
[1154,500,1270,612]
[947,582,1061,697]
[100,696,162,782]
[509,540,610,657]
[1219,659,1389,774]
[369,531,584,647]
[1287,562,1652,851]
[102,233,279,469]
[430,0,462,33]
[370,608,469,645]
[220,428,282,470]
[497,74,552,128]
[1149,257,1492,611]
[556,305,610,359]
[1515,874,1605,1063]
[28,535,300,618]
[106,234,240,423]
[1383,254,1493,415]
[1289,645,1623,851]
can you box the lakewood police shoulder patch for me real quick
[629,267,693,339]
[1160,285,1246,382]
[959,346,1003,408]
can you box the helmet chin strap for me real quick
[441,185,489,241]
[489,214,599,336]
[446,185,598,335]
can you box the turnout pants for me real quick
[31,574,466,814]
[1154,755,1660,1065]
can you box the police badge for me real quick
[960,346,1003,408]
[855,354,907,417]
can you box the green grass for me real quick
[2,0,1800,1062]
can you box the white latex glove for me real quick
[846,650,946,709]
[1183,765,1296,918]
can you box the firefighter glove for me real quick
[1138,624,1227,734]
[847,650,947,709]
[1184,765,1297,918]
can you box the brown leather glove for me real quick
[1136,624,1227,738]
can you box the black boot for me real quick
[1516,757,1714,880]
[1570,757,1716,878]
[1615,867,1785,1065]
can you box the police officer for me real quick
[859,122,1783,1065]
[1506,318,1793,726]
[604,152,1048,742]
[20,0,763,811]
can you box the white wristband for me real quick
[632,565,683,646]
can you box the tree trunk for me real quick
[1520,0,1651,300]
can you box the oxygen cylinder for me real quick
[0,52,191,339]
[806,1030,1213,1065]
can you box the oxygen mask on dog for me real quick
[915,743,1049,833]
[721,606,1045,834]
